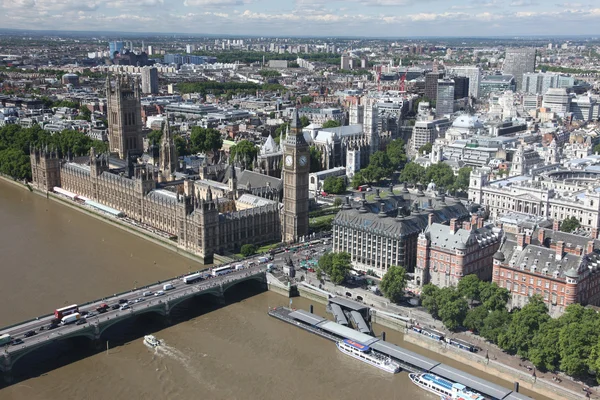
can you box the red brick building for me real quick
[493,225,600,317]
[416,215,503,288]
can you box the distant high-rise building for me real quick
[141,67,159,95]
[436,79,455,116]
[542,88,571,117]
[109,41,124,59]
[523,72,575,95]
[502,48,536,91]
[341,54,350,70]
[147,45,154,55]
[186,44,195,54]
[479,75,516,97]
[446,66,481,98]
[453,76,469,100]
[425,72,443,104]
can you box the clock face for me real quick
[285,155,293,167]
[299,155,308,167]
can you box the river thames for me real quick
[0,180,544,400]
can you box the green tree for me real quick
[147,129,163,145]
[268,111,276,119]
[421,284,441,319]
[437,287,469,331]
[0,148,31,180]
[351,171,366,189]
[300,115,310,128]
[190,127,223,154]
[329,252,352,285]
[229,140,258,169]
[258,69,281,77]
[363,151,393,183]
[51,129,95,157]
[454,167,473,192]
[498,295,549,358]
[174,135,190,156]
[309,146,322,173]
[379,265,408,303]
[529,319,561,372]
[463,305,488,333]
[322,176,345,194]
[560,217,580,233]
[558,305,599,376]
[78,106,92,121]
[458,274,482,306]
[425,162,456,189]
[418,142,432,154]
[300,96,313,104]
[479,282,510,312]
[480,309,512,343]
[399,162,425,185]
[333,197,343,208]
[593,143,600,155]
[240,244,257,257]
[386,138,407,170]
[322,120,341,128]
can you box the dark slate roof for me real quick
[426,223,500,251]
[238,169,282,191]
[533,227,600,251]
[333,193,469,240]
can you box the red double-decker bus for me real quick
[54,304,79,319]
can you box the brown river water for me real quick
[0,180,545,400]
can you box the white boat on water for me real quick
[336,339,400,374]
[409,373,485,400]
[144,335,161,347]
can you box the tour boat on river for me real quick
[409,373,485,400]
[336,339,400,373]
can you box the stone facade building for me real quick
[493,226,600,317]
[332,185,470,276]
[416,217,502,288]
[106,74,144,159]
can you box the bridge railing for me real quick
[0,244,306,334]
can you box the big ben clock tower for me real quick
[282,109,310,243]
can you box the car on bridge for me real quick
[76,319,86,325]
[23,330,36,338]
[11,338,24,346]
[120,303,130,310]
[111,304,120,310]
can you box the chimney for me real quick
[525,232,532,245]
[556,241,565,261]
[428,213,435,227]
[450,218,458,234]
[463,221,472,231]
[592,228,599,239]
[537,228,545,245]
[477,216,484,229]
[471,214,478,226]
[553,220,560,231]
[587,240,595,255]
[517,232,526,251]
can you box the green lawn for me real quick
[366,191,391,202]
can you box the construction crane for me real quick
[399,68,408,92]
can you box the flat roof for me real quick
[370,341,440,371]
[317,321,379,345]
[503,392,534,400]
[350,311,370,334]
[288,309,327,326]
[329,296,369,312]
[430,364,512,399]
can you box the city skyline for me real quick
[1,1,600,37]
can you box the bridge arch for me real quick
[97,308,165,337]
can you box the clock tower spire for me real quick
[282,108,310,243]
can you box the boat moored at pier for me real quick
[409,373,485,400]
[336,339,400,374]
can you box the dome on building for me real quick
[456,242,467,250]
[565,267,579,279]
[452,115,484,130]
[493,251,505,261]
[427,181,436,192]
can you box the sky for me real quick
[1,0,600,37]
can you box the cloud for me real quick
[510,0,539,6]
[107,0,164,8]
[184,0,250,6]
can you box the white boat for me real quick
[144,335,161,347]
[409,373,485,400]
[336,339,400,374]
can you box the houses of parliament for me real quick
[30,75,309,263]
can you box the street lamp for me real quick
[133,280,138,291]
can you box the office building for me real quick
[416,217,502,288]
[141,67,159,95]
[479,75,516,97]
[332,187,470,275]
[109,41,125,59]
[571,96,596,121]
[447,66,481,98]
[542,88,571,117]
[523,72,575,95]
[436,79,455,116]
[425,72,443,103]
[502,48,536,91]
[163,54,217,65]
[341,54,351,70]
[186,44,195,54]
[522,95,542,111]
[147,45,153,56]
[453,76,469,100]
[494,227,600,317]
[411,118,451,153]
